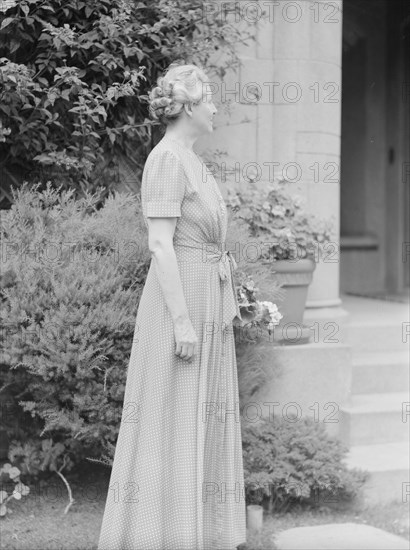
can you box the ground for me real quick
[0,462,409,550]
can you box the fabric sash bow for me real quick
[174,243,243,329]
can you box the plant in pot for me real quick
[226,179,336,344]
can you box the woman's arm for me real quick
[147,216,198,361]
[147,216,189,323]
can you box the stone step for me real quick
[351,351,410,394]
[344,323,409,352]
[342,441,410,505]
[274,522,410,549]
[339,392,410,446]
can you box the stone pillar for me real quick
[199,0,349,342]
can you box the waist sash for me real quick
[173,242,242,329]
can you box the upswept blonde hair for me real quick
[148,61,210,126]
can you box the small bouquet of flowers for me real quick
[236,274,283,340]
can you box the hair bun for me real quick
[148,63,208,126]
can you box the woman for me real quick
[97,62,247,550]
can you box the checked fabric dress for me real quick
[97,134,247,550]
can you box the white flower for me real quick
[258,300,283,326]
[13,482,30,497]
[293,195,305,208]
[8,466,20,480]
[271,206,286,217]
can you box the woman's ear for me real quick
[184,103,193,117]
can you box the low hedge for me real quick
[0,181,151,476]
[242,415,369,512]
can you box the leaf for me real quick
[61,89,71,101]
[10,39,19,53]
[0,490,8,504]
[41,439,53,452]
[0,18,14,30]
[150,35,161,45]
[0,504,7,516]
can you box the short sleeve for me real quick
[143,149,187,218]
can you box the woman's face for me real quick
[189,86,217,135]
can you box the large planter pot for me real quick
[262,258,316,344]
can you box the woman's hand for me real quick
[173,317,198,361]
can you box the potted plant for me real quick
[226,179,336,343]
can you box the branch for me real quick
[56,455,75,515]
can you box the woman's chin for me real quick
[198,123,214,138]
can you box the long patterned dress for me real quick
[97,133,247,550]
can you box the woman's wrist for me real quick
[172,312,190,324]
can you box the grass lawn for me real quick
[1,462,409,550]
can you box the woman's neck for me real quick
[163,129,197,151]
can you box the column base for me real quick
[303,304,350,345]
[305,297,342,308]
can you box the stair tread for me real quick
[346,323,408,329]
[341,392,410,413]
[352,350,410,366]
[343,441,410,471]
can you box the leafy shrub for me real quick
[0,181,151,478]
[241,415,369,512]
[0,0,252,201]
